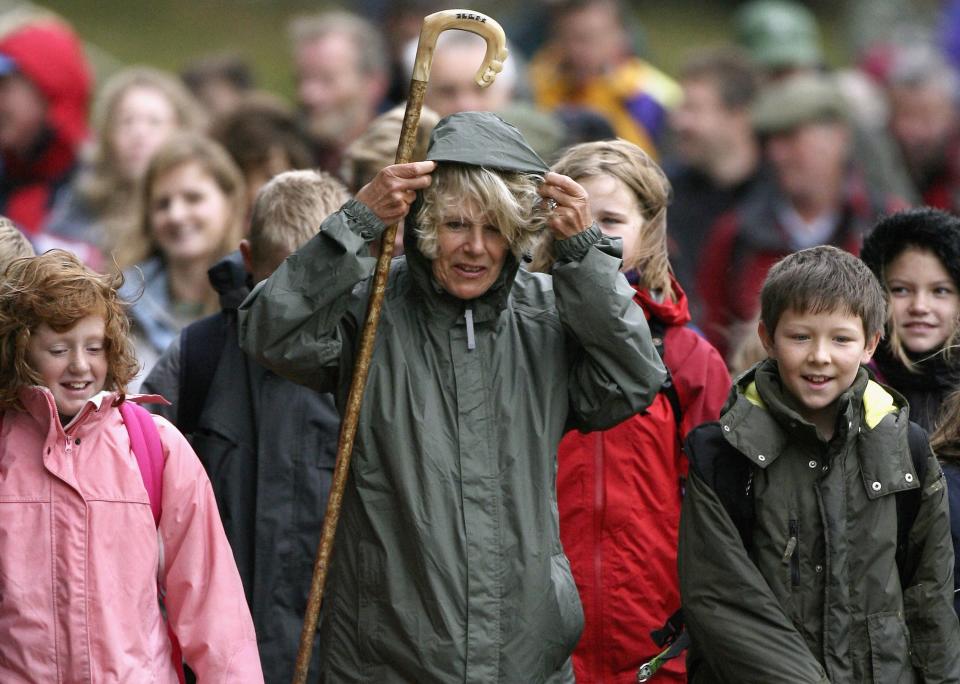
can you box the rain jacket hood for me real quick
[0,20,90,150]
[404,111,549,321]
[0,19,91,233]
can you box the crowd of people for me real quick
[2,0,960,681]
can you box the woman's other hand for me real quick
[539,172,593,240]
[355,161,436,226]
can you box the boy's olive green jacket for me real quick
[679,360,960,683]
[238,112,666,682]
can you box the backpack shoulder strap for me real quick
[176,311,228,436]
[647,423,753,679]
[896,420,930,585]
[685,421,756,551]
[120,401,164,526]
[119,401,185,683]
[647,317,683,431]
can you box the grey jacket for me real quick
[238,112,666,682]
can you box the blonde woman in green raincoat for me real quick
[239,112,666,682]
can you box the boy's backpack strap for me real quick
[176,312,228,437]
[120,401,164,526]
[642,424,754,681]
[896,420,930,585]
[685,421,756,551]
[647,317,683,431]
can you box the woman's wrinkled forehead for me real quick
[437,196,489,221]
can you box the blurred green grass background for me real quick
[19,0,945,102]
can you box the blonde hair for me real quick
[0,250,138,410]
[78,67,207,251]
[122,134,246,316]
[415,163,548,259]
[120,132,246,273]
[0,217,34,276]
[249,169,349,264]
[341,103,440,193]
[530,139,673,297]
[726,315,767,377]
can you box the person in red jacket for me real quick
[0,18,91,234]
[532,139,730,683]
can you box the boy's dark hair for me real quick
[760,245,886,337]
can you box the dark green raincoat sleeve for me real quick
[679,469,830,683]
[902,449,960,682]
[551,225,666,431]
[238,199,382,392]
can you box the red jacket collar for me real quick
[630,274,691,328]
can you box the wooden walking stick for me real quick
[292,10,508,683]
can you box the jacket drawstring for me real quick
[465,307,476,351]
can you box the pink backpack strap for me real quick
[118,401,185,683]
[119,401,164,526]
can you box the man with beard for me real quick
[288,11,389,174]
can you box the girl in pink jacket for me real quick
[0,250,263,682]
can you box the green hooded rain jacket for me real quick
[238,112,667,682]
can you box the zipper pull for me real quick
[782,536,797,562]
[465,306,476,351]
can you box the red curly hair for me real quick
[0,250,139,411]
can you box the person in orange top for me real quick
[528,0,680,157]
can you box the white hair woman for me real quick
[239,111,666,682]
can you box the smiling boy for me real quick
[678,245,960,682]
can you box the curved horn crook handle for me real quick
[412,9,508,86]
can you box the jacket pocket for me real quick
[544,552,585,671]
[866,611,916,684]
